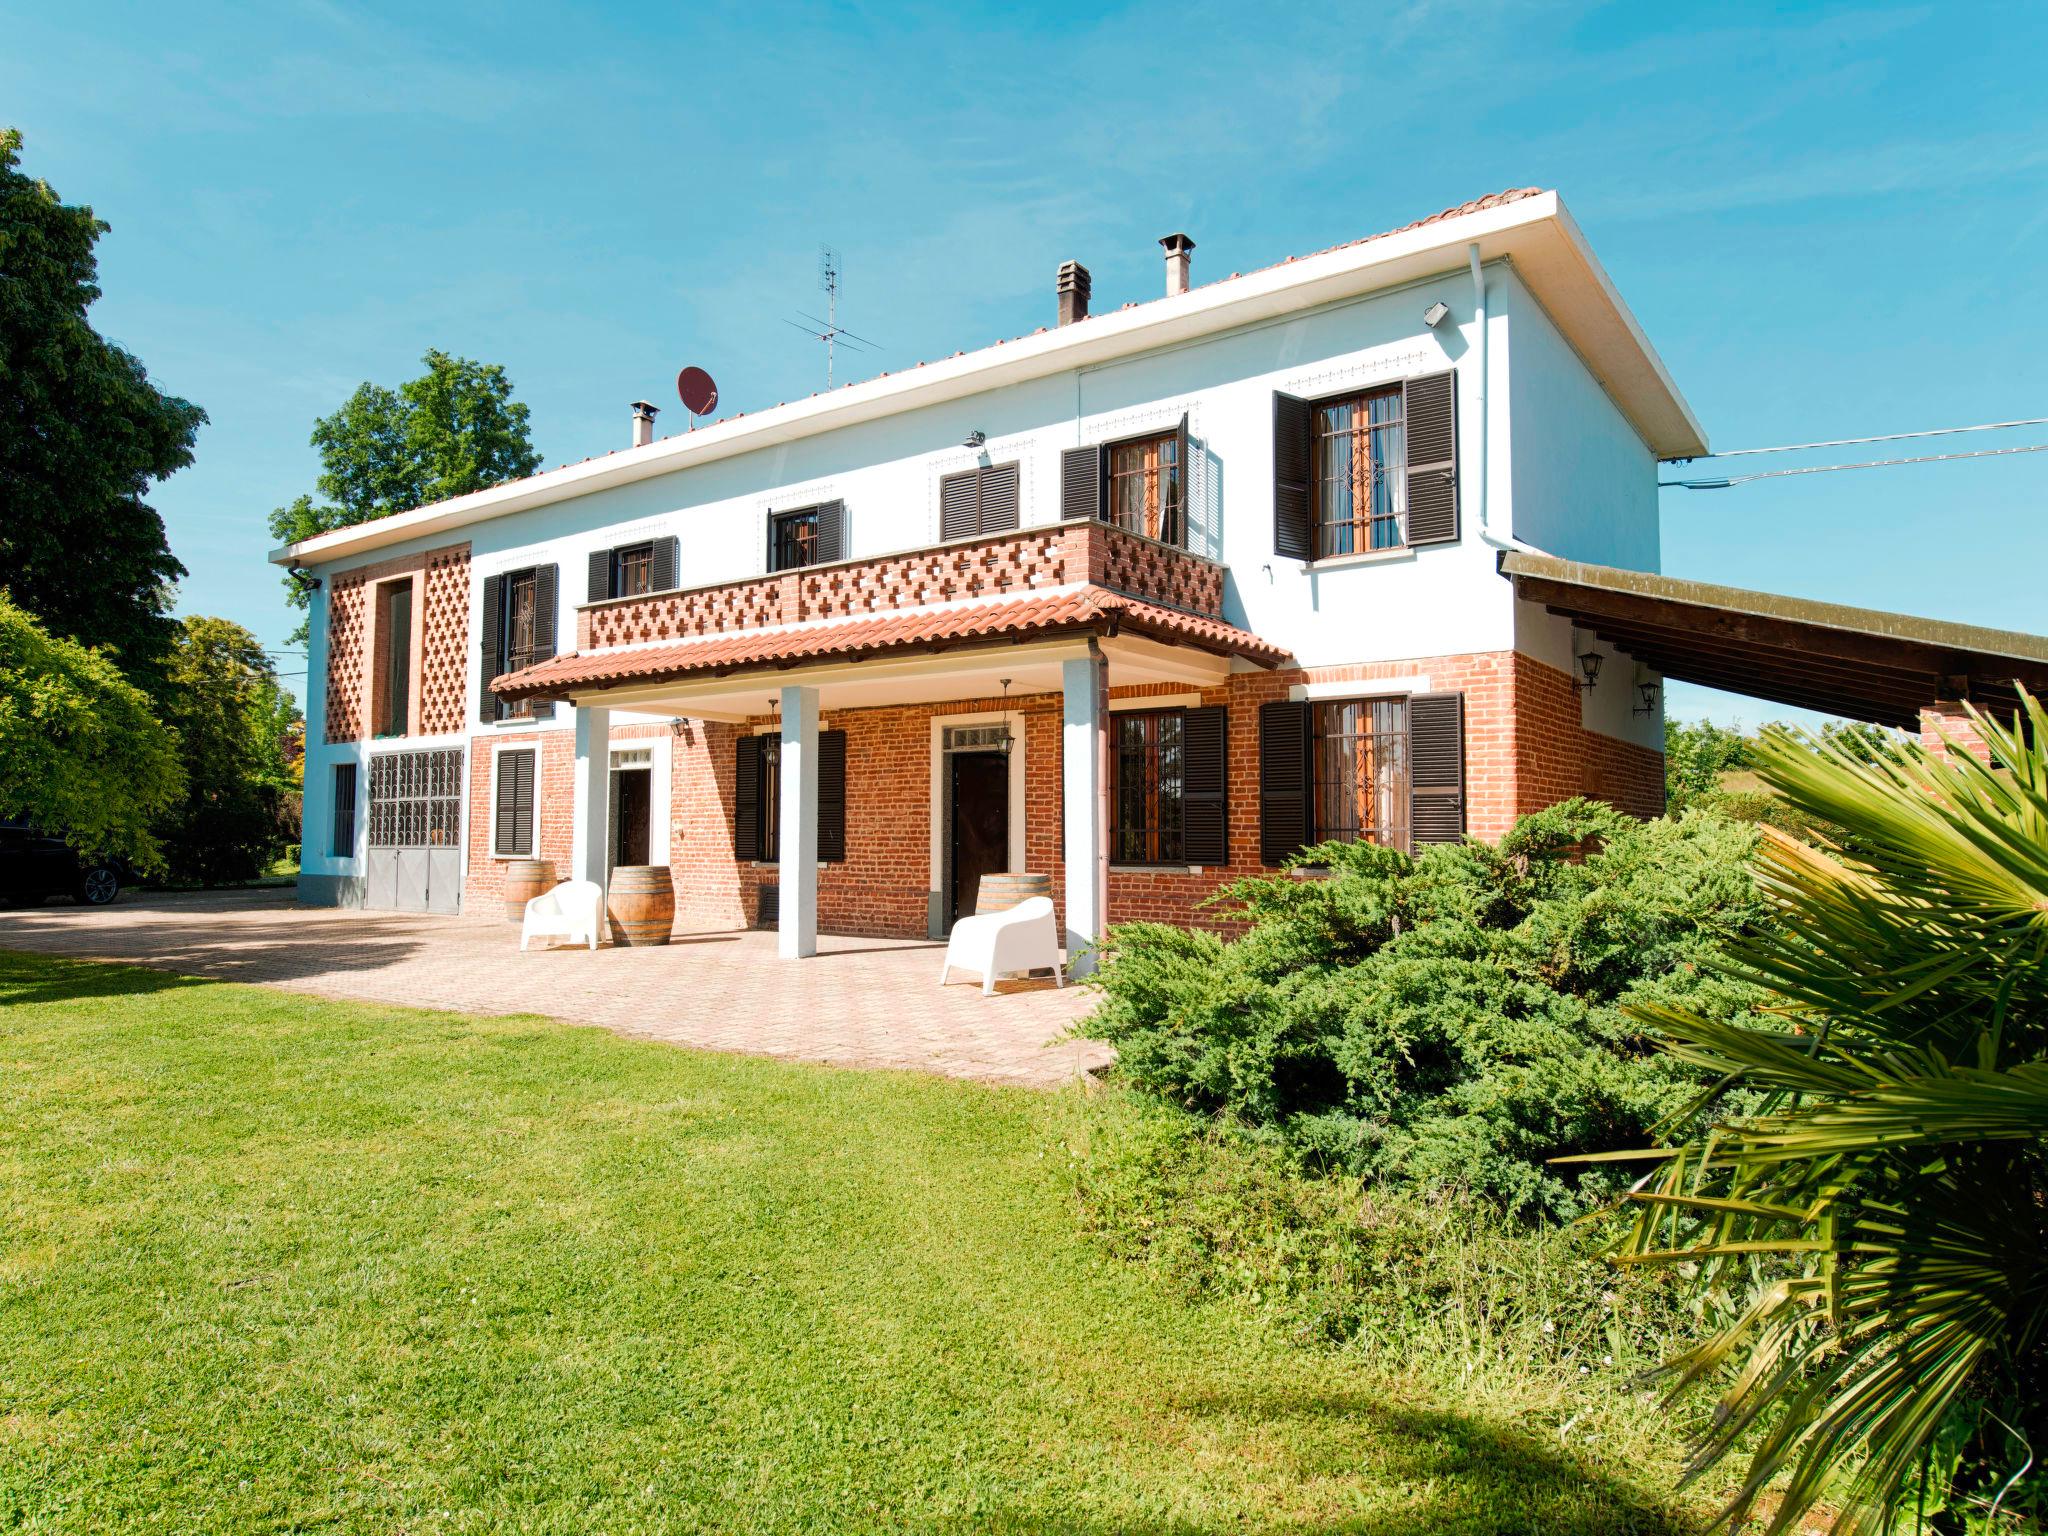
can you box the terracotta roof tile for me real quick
[492,587,1289,700]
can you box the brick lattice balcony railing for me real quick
[577,520,1224,651]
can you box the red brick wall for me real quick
[324,542,470,745]
[480,645,1666,939]
[1919,702,1994,765]
[464,729,574,914]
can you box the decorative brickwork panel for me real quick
[324,574,367,743]
[795,530,1069,620]
[1089,523,1225,616]
[418,545,472,734]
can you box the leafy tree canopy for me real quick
[266,349,543,640]
[0,128,205,694]
[0,591,182,870]
[156,615,303,886]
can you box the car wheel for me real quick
[78,866,120,905]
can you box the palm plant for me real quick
[1604,691,2048,1534]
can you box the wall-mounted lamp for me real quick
[288,563,322,595]
[1422,300,1451,329]
[1634,679,1661,717]
[962,430,987,449]
[1571,628,1604,694]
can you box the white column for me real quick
[778,685,819,959]
[572,704,612,900]
[1061,648,1108,977]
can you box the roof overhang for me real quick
[1500,551,2048,729]
[274,190,1705,569]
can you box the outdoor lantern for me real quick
[996,678,1015,755]
[762,698,781,767]
[1575,645,1604,692]
[1635,678,1661,717]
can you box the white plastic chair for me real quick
[520,879,603,951]
[939,894,1064,995]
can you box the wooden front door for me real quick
[611,769,651,868]
[947,750,1008,929]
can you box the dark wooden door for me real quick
[614,769,651,867]
[948,751,1009,928]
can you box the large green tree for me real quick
[267,349,542,640]
[0,592,182,870]
[156,615,304,887]
[0,128,205,694]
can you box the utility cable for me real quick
[1663,415,2048,463]
[1660,441,2048,490]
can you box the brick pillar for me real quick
[1918,701,1994,766]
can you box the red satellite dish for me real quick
[677,366,719,419]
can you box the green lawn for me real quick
[0,951,1700,1534]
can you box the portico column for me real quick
[572,703,612,900]
[778,684,819,958]
[1061,646,1109,977]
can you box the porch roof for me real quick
[1500,550,2048,727]
[491,585,1290,703]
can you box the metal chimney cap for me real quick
[630,400,660,417]
[1158,232,1196,254]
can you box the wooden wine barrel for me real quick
[502,859,558,922]
[607,864,675,947]
[975,871,1051,915]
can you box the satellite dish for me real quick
[677,366,719,421]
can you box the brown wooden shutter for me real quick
[478,573,504,722]
[495,748,535,857]
[1403,370,1459,546]
[764,510,779,573]
[817,727,846,863]
[1060,444,1103,522]
[650,535,678,592]
[1408,692,1465,847]
[1273,391,1314,560]
[1258,699,1313,865]
[529,564,558,721]
[940,470,979,540]
[978,462,1020,533]
[1181,705,1227,866]
[586,547,612,603]
[734,734,763,861]
[1172,412,1192,549]
[813,501,845,564]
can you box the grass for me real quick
[0,950,1707,1533]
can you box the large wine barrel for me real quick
[503,859,558,922]
[975,871,1051,915]
[607,864,675,947]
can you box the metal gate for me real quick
[364,747,464,914]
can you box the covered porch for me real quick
[492,581,1285,971]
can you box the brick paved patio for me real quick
[0,889,1110,1088]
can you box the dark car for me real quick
[0,821,123,907]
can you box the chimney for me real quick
[630,400,659,448]
[1056,260,1092,326]
[1160,232,1195,297]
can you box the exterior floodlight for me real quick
[1422,300,1451,329]
[963,430,987,448]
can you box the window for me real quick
[498,569,541,722]
[1105,432,1182,545]
[938,462,1020,540]
[611,542,653,597]
[733,731,847,865]
[374,579,414,737]
[770,507,820,573]
[492,748,536,858]
[1112,709,1186,864]
[1313,385,1406,558]
[330,762,358,857]
[1311,698,1409,850]
[366,748,463,849]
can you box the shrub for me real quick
[1080,800,1774,1218]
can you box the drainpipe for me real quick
[1468,241,1545,557]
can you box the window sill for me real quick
[1307,546,1415,571]
[1110,863,1207,875]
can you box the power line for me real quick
[1660,440,2048,490]
[1664,415,2048,463]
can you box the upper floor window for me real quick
[588,536,676,602]
[1313,385,1406,558]
[612,542,653,598]
[938,462,1020,541]
[767,500,845,573]
[1311,697,1409,851]
[1106,432,1182,546]
[373,578,414,737]
[499,569,541,721]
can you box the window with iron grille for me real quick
[611,542,653,598]
[498,570,540,722]
[1313,385,1406,557]
[1111,709,1186,864]
[330,762,357,856]
[366,748,464,849]
[770,507,820,572]
[1312,698,1409,851]
[1105,432,1183,545]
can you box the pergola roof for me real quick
[1500,551,2048,728]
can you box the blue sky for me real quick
[6,0,2045,723]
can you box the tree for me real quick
[1609,696,2048,1534]
[0,128,205,695]
[1664,716,1756,814]
[0,592,182,870]
[267,350,542,640]
[156,616,304,886]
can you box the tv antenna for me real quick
[785,244,880,389]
